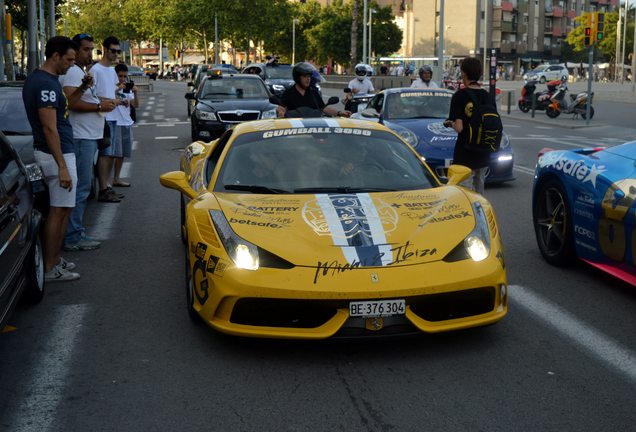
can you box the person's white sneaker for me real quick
[44,265,80,282]
[58,257,76,271]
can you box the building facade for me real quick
[313,0,619,64]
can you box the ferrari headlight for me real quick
[465,202,491,262]
[196,110,217,121]
[261,109,277,119]
[210,210,259,270]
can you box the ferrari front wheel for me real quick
[533,179,574,266]
[184,238,203,324]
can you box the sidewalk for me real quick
[497,79,636,104]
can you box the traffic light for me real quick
[596,12,605,41]
[583,12,592,46]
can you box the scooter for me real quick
[518,79,559,113]
[545,83,594,119]
[342,87,373,114]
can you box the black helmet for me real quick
[418,65,433,77]
[292,62,315,84]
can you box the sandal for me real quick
[112,181,131,187]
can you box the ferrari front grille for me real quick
[231,299,337,328]
[409,287,496,321]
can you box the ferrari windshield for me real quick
[200,77,268,100]
[215,128,437,193]
[384,91,452,120]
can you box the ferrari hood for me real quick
[215,188,477,268]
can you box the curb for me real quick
[500,110,605,129]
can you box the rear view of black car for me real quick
[186,73,277,142]
[0,131,45,331]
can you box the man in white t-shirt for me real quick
[90,36,125,203]
[410,65,439,89]
[59,33,117,251]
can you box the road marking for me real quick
[510,137,589,148]
[141,111,150,117]
[90,202,119,239]
[120,161,132,178]
[146,100,155,106]
[526,134,549,138]
[514,165,535,176]
[157,124,175,127]
[5,304,89,432]
[155,136,179,140]
[132,140,138,151]
[135,121,189,126]
[511,285,636,384]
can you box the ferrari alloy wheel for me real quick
[184,238,203,324]
[23,232,45,304]
[180,195,186,245]
[546,106,560,118]
[581,105,594,120]
[533,180,574,265]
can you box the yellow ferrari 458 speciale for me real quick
[160,118,507,339]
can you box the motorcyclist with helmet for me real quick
[276,62,351,118]
[411,65,439,88]
[342,63,375,112]
[347,63,375,96]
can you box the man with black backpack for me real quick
[444,57,503,195]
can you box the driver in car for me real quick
[277,62,350,118]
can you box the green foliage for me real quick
[56,0,403,65]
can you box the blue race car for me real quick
[532,142,636,286]
[352,87,515,184]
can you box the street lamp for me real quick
[368,8,375,65]
[292,18,299,65]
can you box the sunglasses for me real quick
[77,33,92,40]
[109,48,122,54]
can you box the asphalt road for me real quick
[1,80,635,432]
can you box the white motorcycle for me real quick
[545,83,594,120]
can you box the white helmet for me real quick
[355,63,368,81]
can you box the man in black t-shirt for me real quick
[23,36,81,282]
[444,57,491,195]
[277,62,351,118]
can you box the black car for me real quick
[0,131,45,331]
[242,63,295,95]
[186,73,277,142]
[0,82,50,211]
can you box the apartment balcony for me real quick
[502,1,513,12]
[517,23,528,34]
[552,7,563,17]
[552,26,563,37]
[502,21,515,33]
[567,9,576,19]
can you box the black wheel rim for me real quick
[34,238,44,291]
[536,186,567,256]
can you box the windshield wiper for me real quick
[224,184,290,194]
[294,186,393,193]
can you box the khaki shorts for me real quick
[34,150,78,208]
